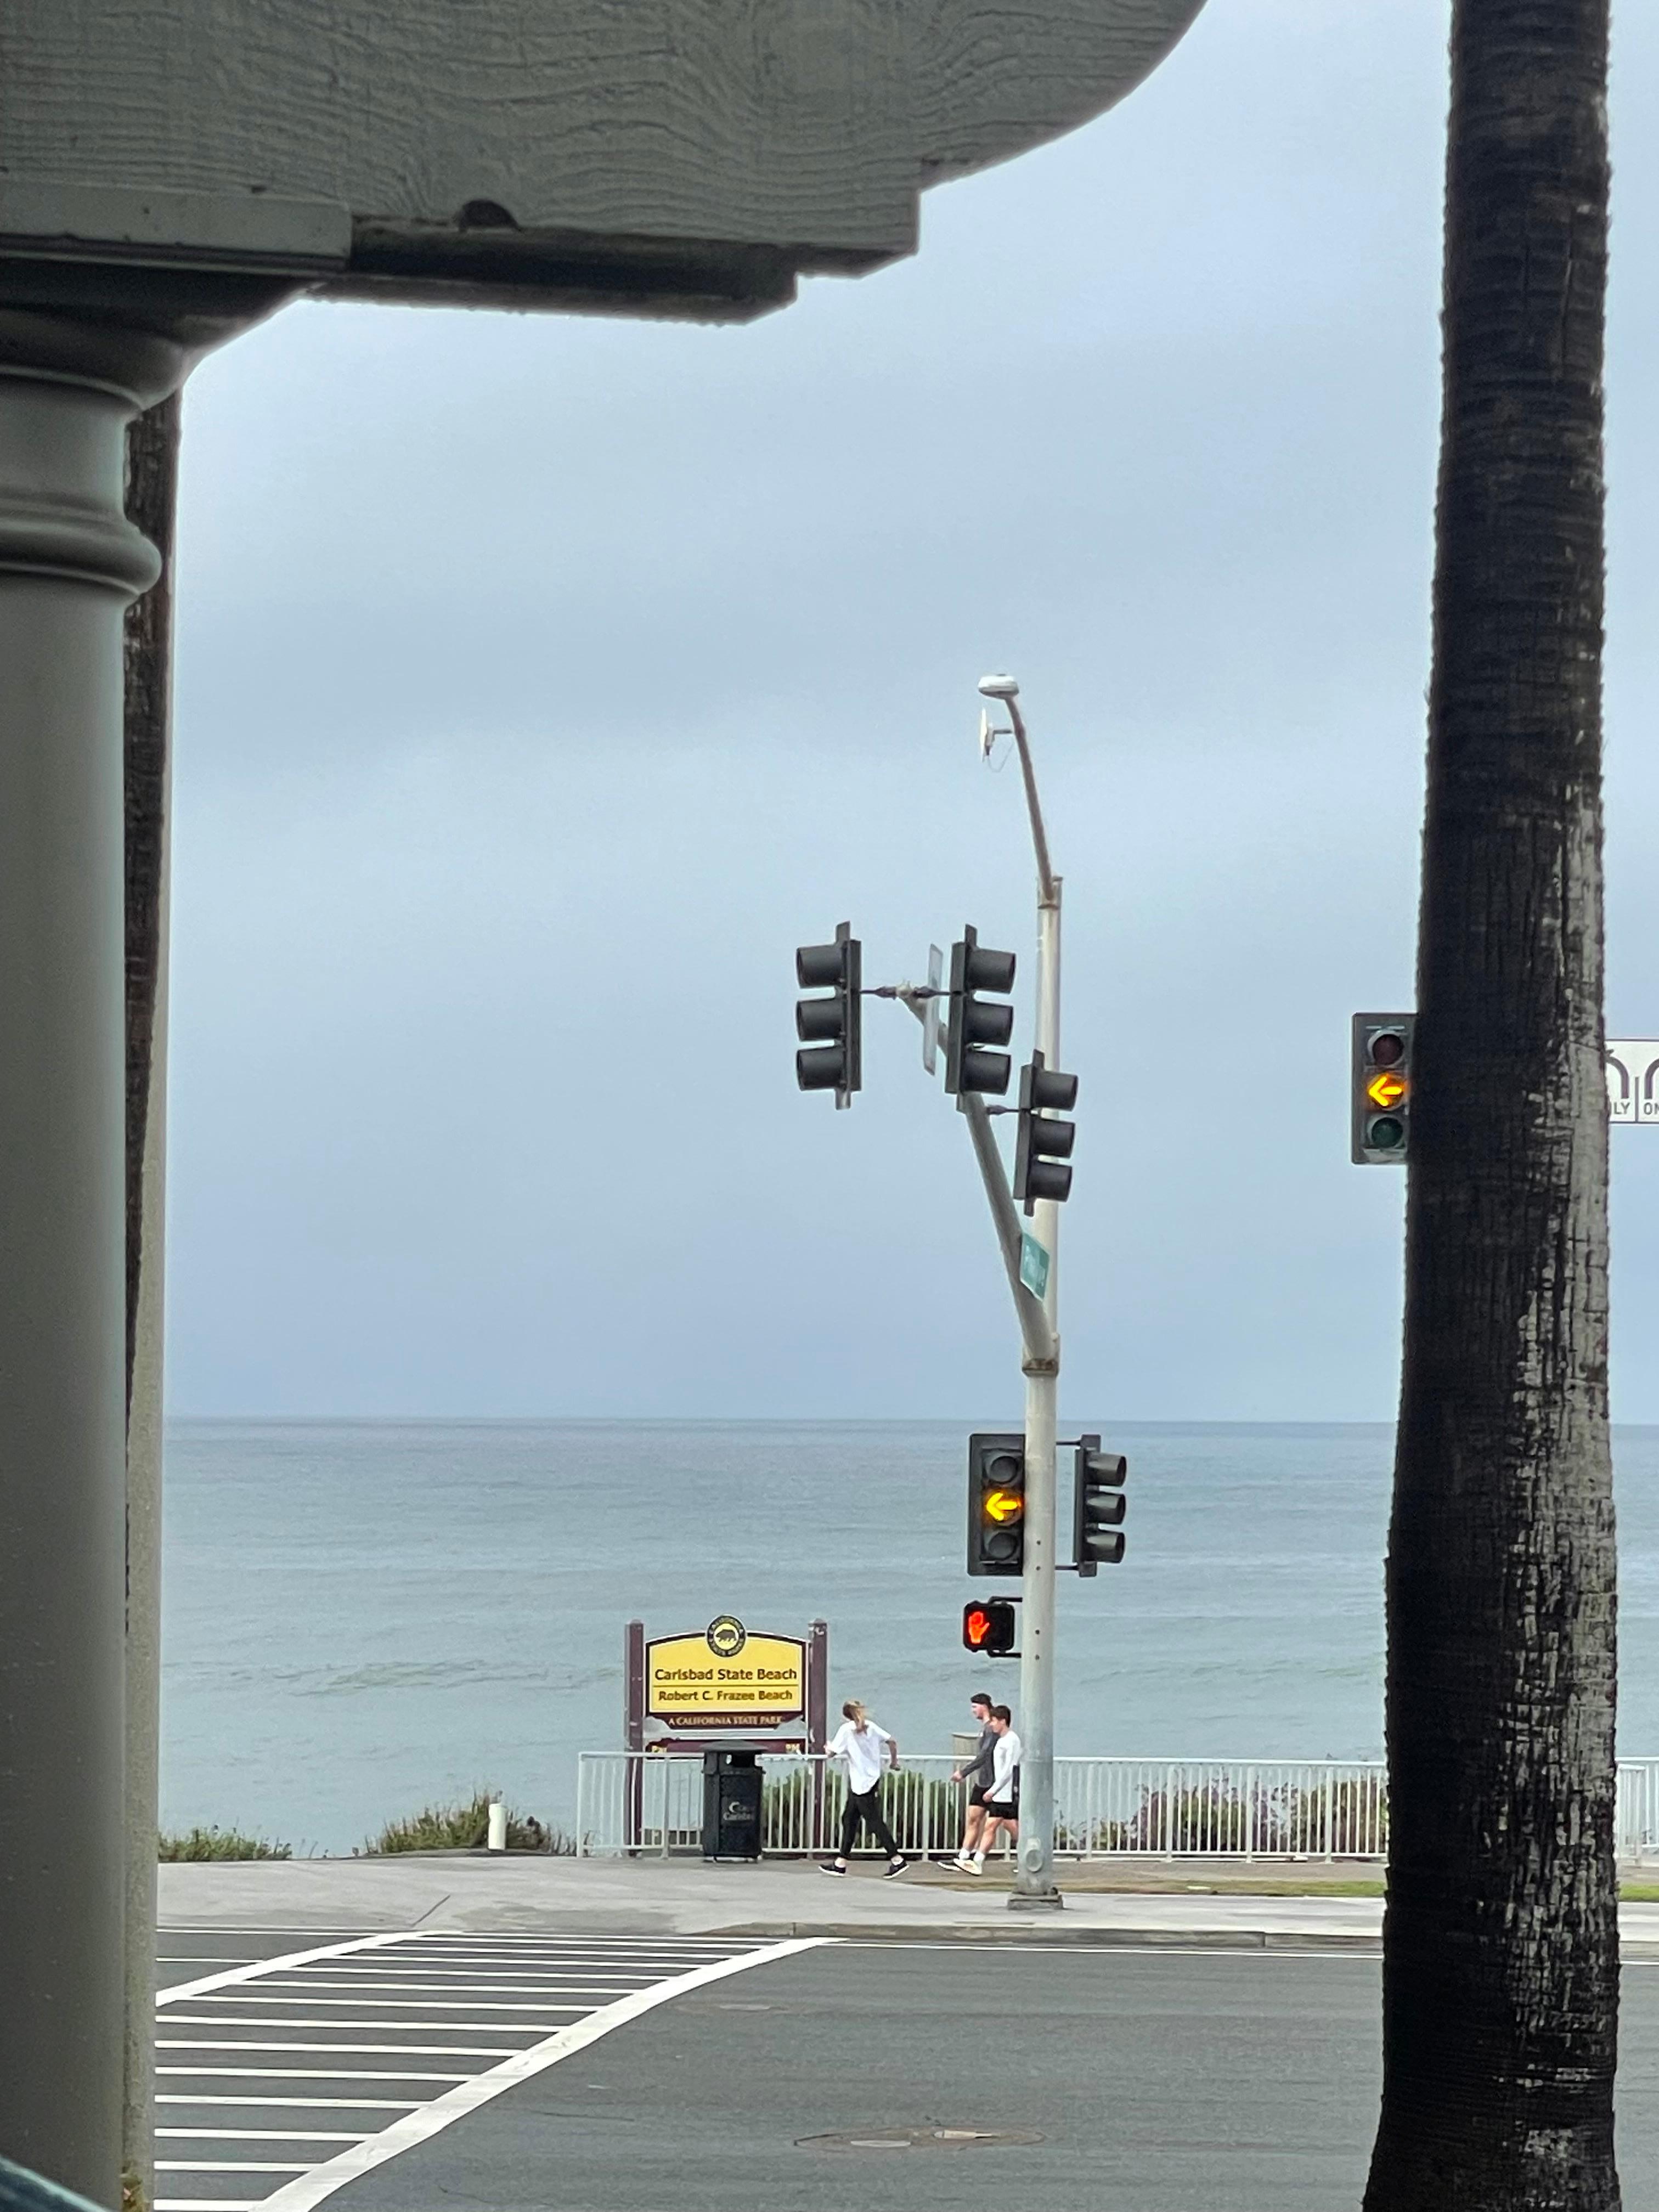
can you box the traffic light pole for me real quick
[1008,690,1064,1911]
[903,676,1065,1905]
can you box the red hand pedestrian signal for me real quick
[962,1599,1018,1655]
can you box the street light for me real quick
[977,671,1064,1912]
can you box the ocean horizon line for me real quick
[162,1411,1659,1435]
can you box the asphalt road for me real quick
[152,1931,1659,2212]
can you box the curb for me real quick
[721,1920,1386,1951]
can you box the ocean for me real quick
[160,1420,1659,1855]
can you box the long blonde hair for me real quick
[842,1699,868,1728]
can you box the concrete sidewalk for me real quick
[157,1854,1659,1956]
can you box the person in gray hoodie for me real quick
[950,1691,997,1871]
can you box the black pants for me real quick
[839,1781,900,1860]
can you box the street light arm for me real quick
[1005,697,1057,908]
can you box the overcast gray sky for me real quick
[161,0,1659,1423]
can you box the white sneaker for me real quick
[965,1855,985,1876]
[952,1853,973,1871]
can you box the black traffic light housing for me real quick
[945,926,1017,1098]
[1351,1013,1415,1163]
[1073,1434,1126,1573]
[1013,1050,1079,1212]
[967,1431,1025,1577]
[962,1597,1019,1656]
[795,922,862,1109]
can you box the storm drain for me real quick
[797,2125,1043,2152]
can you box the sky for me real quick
[161,0,1659,1423]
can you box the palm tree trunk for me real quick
[1363,3,1617,2207]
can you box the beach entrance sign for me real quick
[624,1616,828,1762]
[645,1618,807,1730]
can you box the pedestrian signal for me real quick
[1351,1013,1415,1163]
[795,922,862,1109]
[1013,1051,1079,1212]
[945,926,1017,1098]
[967,1431,1026,1577]
[962,1598,1019,1656]
[1073,1434,1126,1573]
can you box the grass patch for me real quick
[362,1789,573,1855]
[160,1825,291,1861]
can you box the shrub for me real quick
[363,1790,572,1855]
[1282,1776,1389,1855]
[1094,1785,1254,1854]
[159,1826,291,1861]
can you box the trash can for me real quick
[702,1746,763,1860]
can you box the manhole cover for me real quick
[796,2125,1043,2152]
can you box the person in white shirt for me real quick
[969,1703,1020,1872]
[821,1700,907,1877]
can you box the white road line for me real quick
[257,1939,826,2211]
[243,1990,646,2008]
[409,1938,752,1955]
[176,1994,612,2012]
[317,1948,740,1962]
[157,2163,309,2174]
[160,2069,472,2084]
[158,2013,568,2033]
[159,2131,366,2142]
[161,2041,521,2058]
[159,1931,420,2006]
[159,2096,423,2111]
[407,1938,752,1955]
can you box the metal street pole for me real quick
[983,677,1064,1911]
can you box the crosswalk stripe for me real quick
[177,1991,624,2011]
[158,2095,422,2110]
[159,2040,522,2057]
[159,2130,365,2141]
[160,2068,470,2083]
[157,2162,310,2173]
[158,2012,569,2032]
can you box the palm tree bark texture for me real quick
[1364,4,1617,2208]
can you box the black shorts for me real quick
[984,1798,1017,1819]
[968,1785,990,1809]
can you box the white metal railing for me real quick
[1620,1759,1659,1861]
[574,1752,1659,1861]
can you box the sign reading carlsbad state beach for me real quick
[646,1616,806,1731]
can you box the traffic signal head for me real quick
[1351,1013,1415,1163]
[795,922,862,1109]
[967,1431,1026,1577]
[1013,1050,1079,1213]
[945,926,1017,1097]
[1073,1434,1126,1574]
[962,1598,1019,1656]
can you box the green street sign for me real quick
[1019,1231,1050,1301]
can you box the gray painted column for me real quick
[0,311,182,2205]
